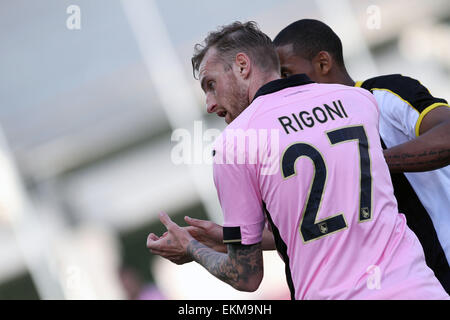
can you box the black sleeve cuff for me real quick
[223,226,242,244]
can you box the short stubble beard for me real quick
[227,73,250,123]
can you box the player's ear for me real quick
[234,53,251,79]
[312,51,332,76]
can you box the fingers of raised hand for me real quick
[185,226,200,237]
[146,234,163,250]
[147,233,159,242]
[184,216,209,229]
[159,212,178,231]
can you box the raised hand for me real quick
[184,216,227,253]
[146,212,195,265]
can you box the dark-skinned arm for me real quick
[384,106,450,172]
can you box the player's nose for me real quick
[206,95,218,114]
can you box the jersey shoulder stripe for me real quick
[359,74,448,114]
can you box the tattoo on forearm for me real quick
[187,240,263,289]
[385,148,450,171]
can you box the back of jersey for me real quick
[214,76,447,299]
[258,82,446,299]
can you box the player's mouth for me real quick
[217,111,227,118]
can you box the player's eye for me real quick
[281,71,291,79]
[207,81,215,91]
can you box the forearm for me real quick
[211,242,228,253]
[187,240,239,287]
[262,227,276,250]
[187,240,263,292]
[384,121,450,172]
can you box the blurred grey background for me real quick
[0,0,449,299]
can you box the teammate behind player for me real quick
[272,19,450,292]
[147,21,448,299]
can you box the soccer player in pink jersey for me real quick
[146,21,448,299]
[272,19,450,294]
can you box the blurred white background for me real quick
[0,0,449,299]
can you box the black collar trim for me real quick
[252,74,314,102]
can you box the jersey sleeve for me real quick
[212,134,265,245]
[360,74,449,137]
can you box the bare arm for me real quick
[384,106,450,172]
[187,240,263,292]
[147,213,264,292]
[262,226,276,250]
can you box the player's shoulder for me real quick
[316,82,371,95]
[316,82,378,106]
[358,74,426,95]
[359,74,448,112]
[213,103,263,165]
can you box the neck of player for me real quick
[249,71,281,102]
[329,68,355,87]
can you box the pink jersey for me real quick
[212,74,448,300]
